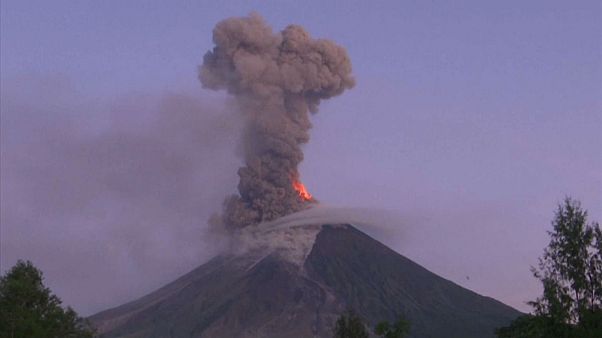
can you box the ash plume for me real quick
[200,14,355,228]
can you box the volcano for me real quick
[89,220,520,338]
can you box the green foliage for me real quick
[495,315,544,338]
[496,310,602,338]
[494,314,576,338]
[0,260,95,338]
[496,198,602,338]
[375,316,410,338]
[333,310,369,338]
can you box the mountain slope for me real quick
[306,224,519,338]
[90,224,520,337]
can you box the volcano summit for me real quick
[90,210,520,338]
[90,15,520,338]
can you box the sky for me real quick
[1,0,600,315]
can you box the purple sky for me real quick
[1,0,600,315]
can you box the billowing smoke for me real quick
[0,75,242,314]
[200,14,355,228]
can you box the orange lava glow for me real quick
[293,180,312,201]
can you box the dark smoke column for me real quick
[200,14,354,228]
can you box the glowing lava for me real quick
[293,180,312,201]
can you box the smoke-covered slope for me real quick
[90,224,520,337]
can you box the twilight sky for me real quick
[1,0,600,315]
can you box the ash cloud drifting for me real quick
[0,76,241,314]
[200,14,355,229]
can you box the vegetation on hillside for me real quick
[333,310,369,338]
[496,198,602,338]
[333,310,410,338]
[375,316,411,338]
[0,260,95,338]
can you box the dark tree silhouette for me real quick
[0,260,94,338]
[333,310,369,338]
[375,315,410,338]
[496,198,602,338]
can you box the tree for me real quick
[496,198,602,338]
[0,260,95,338]
[375,315,410,338]
[494,314,548,338]
[333,310,369,338]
